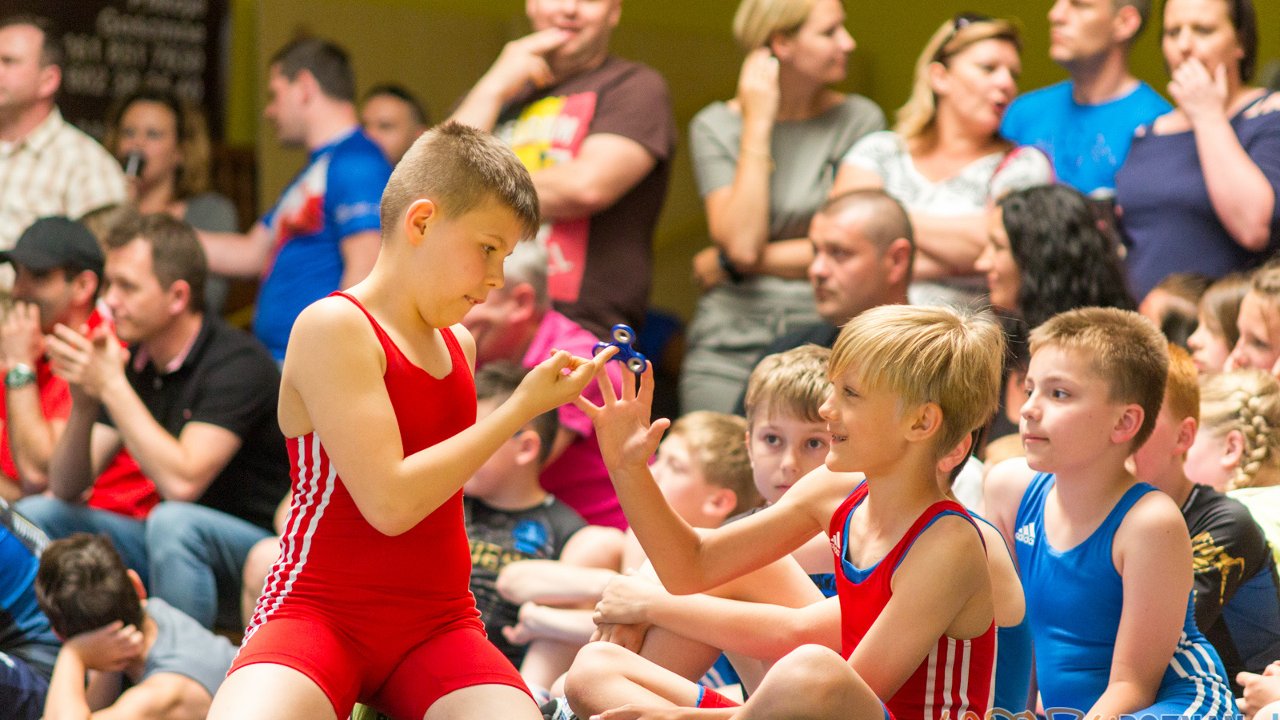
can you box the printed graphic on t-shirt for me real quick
[1191,530,1247,605]
[497,92,598,304]
[265,156,330,278]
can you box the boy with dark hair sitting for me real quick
[35,533,236,720]
[465,361,587,670]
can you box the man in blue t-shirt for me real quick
[1001,0,1170,196]
[196,38,391,360]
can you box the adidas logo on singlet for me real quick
[1015,523,1036,546]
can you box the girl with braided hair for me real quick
[1185,369,1280,566]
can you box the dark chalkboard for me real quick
[4,0,229,140]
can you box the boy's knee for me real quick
[769,644,847,692]
[564,642,631,703]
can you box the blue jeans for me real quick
[14,496,148,585]
[145,502,270,630]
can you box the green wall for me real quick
[226,0,1279,320]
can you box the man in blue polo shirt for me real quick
[196,38,391,361]
[1001,0,1170,196]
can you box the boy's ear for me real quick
[512,428,542,466]
[904,402,943,443]
[703,486,738,523]
[1111,404,1144,445]
[402,198,438,246]
[127,569,147,602]
[937,431,973,476]
[1173,417,1198,456]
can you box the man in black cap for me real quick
[2,218,157,573]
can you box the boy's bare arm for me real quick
[1084,493,1194,720]
[497,560,620,606]
[848,515,990,701]
[285,298,610,536]
[596,575,837,662]
[982,457,1036,553]
[579,368,832,594]
[505,603,596,647]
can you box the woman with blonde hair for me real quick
[1186,369,1280,565]
[830,14,1051,308]
[679,0,884,414]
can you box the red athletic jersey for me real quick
[830,482,996,720]
[245,293,480,643]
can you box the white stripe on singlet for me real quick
[245,434,336,638]
[956,638,972,719]
[924,642,939,720]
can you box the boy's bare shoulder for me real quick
[984,457,1035,502]
[902,512,988,574]
[293,295,372,336]
[1116,487,1186,539]
[283,296,383,376]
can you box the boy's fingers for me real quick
[646,418,671,446]
[596,360,619,405]
[573,395,602,418]
[635,362,657,407]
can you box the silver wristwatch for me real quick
[5,363,36,390]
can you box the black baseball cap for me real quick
[0,217,104,276]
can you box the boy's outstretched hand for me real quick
[515,346,617,418]
[574,361,671,475]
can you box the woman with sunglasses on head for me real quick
[830,14,1051,310]
[104,90,238,312]
[1115,0,1279,307]
[679,0,884,414]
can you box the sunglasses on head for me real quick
[933,12,995,63]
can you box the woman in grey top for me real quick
[105,90,238,313]
[680,0,883,414]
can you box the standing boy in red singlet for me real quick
[208,121,614,720]
[566,304,1004,720]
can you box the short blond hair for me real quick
[830,305,1003,459]
[1164,344,1200,423]
[896,16,1021,149]
[380,121,539,242]
[732,0,815,51]
[1198,369,1280,491]
[744,345,831,425]
[1030,308,1168,449]
[668,411,762,515]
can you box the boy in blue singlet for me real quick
[986,307,1236,720]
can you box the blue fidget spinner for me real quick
[593,324,648,375]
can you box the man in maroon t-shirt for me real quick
[451,0,675,338]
